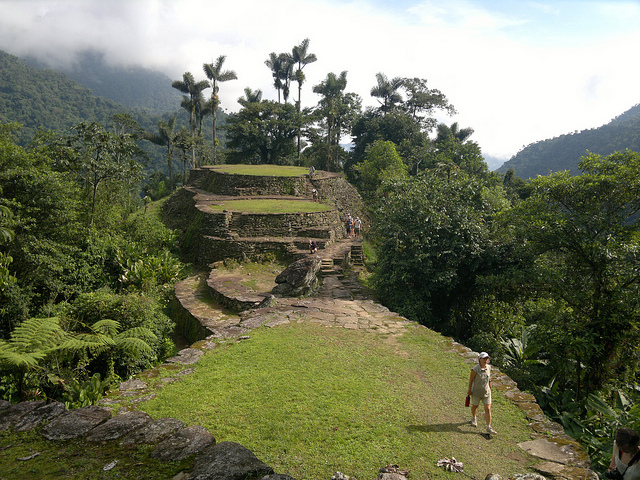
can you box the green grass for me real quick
[0,430,192,479]
[209,199,333,213]
[214,165,309,176]
[140,323,536,480]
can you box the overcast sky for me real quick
[1,0,639,168]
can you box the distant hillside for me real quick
[0,49,230,179]
[24,50,183,115]
[498,103,640,178]
[0,50,130,144]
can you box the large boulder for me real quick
[152,425,215,462]
[85,410,153,442]
[189,441,274,480]
[13,401,66,432]
[272,255,322,297]
[40,405,112,440]
[0,401,45,431]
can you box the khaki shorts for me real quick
[471,392,492,406]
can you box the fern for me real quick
[0,317,65,368]
[0,317,67,400]
[59,318,157,381]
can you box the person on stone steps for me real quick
[467,351,496,434]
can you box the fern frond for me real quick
[91,319,121,336]
[8,317,65,353]
[0,340,47,369]
[117,327,157,342]
[115,337,154,357]
[59,334,116,355]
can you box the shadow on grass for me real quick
[407,422,487,436]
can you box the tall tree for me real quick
[265,52,293,103]
[226,100,298,165]
[313,71,348,171]
[61,122,141,226]
[436,122,474,144]
[291,39,317,158]
[238,87,263,107]
[370,73,403,115]
[145,116,178,190]
[372,172,495,334]
[171,72,209,167]
[203,56,237,162]
[402,78,456,131]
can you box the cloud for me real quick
[0,0,639,162]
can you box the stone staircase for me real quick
[350,243,364,266]
[320,257,335,275]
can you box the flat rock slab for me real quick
[518,438,574,464]
[189,441,274,480]
[86,410,153,442]
[152,425,215,462]
[534,461,599,480]
[13,401,66,432]
[0,401,45,431]
[119,378,148,392]
[40,406,112,440]
[120,417,186,446]
[166,348,205,365]
[503,389,537,403]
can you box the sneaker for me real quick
[471,417,477,427]
[487,426,497,434]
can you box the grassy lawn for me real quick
[214,165,309,176]
[209,199,333,213]
[140,322,536,480]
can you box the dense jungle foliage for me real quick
[1,41,640,470]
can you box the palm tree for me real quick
[238,87,263,107]
[436,122,474,144]
[203,56,237,162]
[172,72,209,167]
[313,71,348,171]
[145,116,178,190]
[291,39,317,158]
[370,73,403,115]
[265,52,293,103]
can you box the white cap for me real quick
[478,352,489,359]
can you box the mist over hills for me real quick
[24,50,183,116]
[498,103,640,178]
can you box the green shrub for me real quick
[67,290,174,378]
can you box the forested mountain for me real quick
[24,50,183,115]
[498,102,640,178]
[0,50,129,144]
[0,49,228,178]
